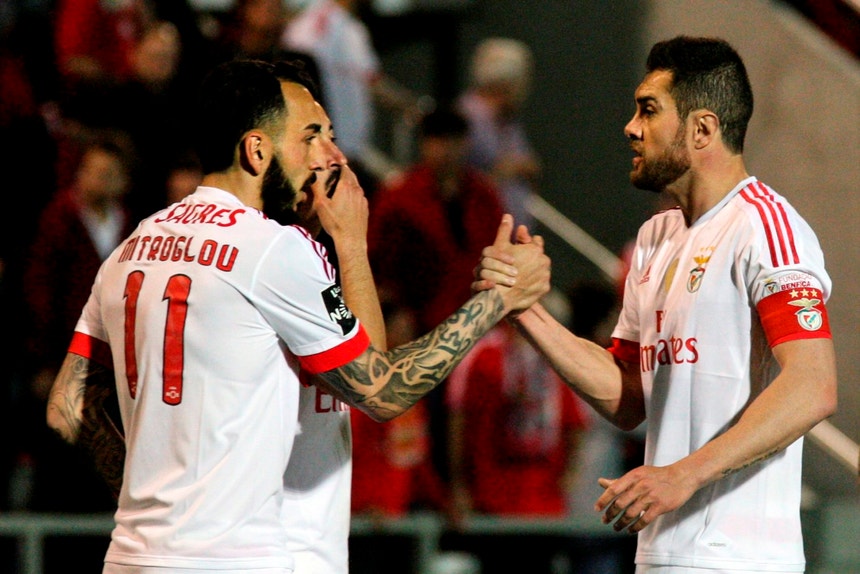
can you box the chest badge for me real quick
[687,247,714,293]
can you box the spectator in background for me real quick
[367,105,504,485]
[53,0,207,96]
[446,315,590,520]
[282,0,422,189]
[457,37,542,231]
[0,0,60,512]
[163,149,203,206]
[52,0,209,221]
[100,19,200,221]
[53,0,145,90]
[20,129,137,513]
[212,0,319,73]
[444,295,591,573]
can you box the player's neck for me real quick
[672,156,748,226]
[201,172,263,211]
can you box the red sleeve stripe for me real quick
[298,325,371,374]
[740,181,799,267]
[607,337,640,364]
[68,331,114,368]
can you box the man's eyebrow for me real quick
[303,122,323,133]
[636,95,658,106]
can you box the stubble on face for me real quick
[630,121,690,193]
[260,153,301,226]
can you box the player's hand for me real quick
[472,215,520,292]
[485,215,551,314]
[473,215,550,314]
[314,165,369,250]
[594,464,697,534]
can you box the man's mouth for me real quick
[630,147,643,167]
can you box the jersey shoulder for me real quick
[729,179,823,266]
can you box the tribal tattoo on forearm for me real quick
[48,354,126,499]
[79,380,126,499]
[319,289,506,419]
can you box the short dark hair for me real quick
[646,36,753,153]
[193,59,320,174]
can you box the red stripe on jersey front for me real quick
[68,331,114,368]
[608,337,640,364]
[298,325,371,374]
[757,288,831,347]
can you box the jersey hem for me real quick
[636,552,805,572]
[105,551,292,570]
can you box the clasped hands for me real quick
[472,214,551,316]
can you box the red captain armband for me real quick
[607,337,640,364]
[757,287,832,347]
[298,325,371,375]
[68,331,114,368]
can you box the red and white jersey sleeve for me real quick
[71,186,368,571]
[611,177,829,572]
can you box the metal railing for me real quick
[0,511,621,574]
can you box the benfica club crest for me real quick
[687,248,713,293]
[788,295,824,331]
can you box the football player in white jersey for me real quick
[476,36,837,573]
[45,59,550,574]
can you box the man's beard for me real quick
[630,126,690,193]
[261,154,301,226]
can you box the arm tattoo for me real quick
[48,354,126,499]
[721,447,782,479]
[317,289,506,419]
[79,377,126,499]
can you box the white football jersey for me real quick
[612,177,831,571]
[71,187,369,571]
[280,379,352,574]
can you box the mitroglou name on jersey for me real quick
[117,234,238,272]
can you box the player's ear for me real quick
[691,110,719,150]
[240,133,267,175]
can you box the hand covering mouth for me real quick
[325,169,341,198]
[301,172,317,198]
